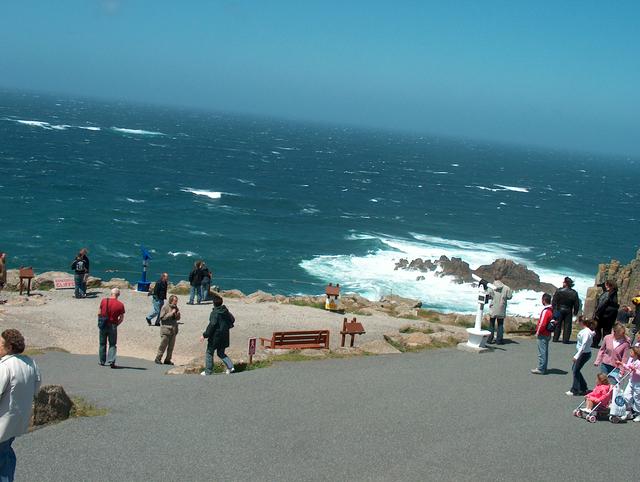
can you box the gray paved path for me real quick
[17,339,638,481]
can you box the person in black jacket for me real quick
[146,272,169,326]
[551,277,581,344]
[200,294,235,375]
[187,260,204,305]
[592,279,619,348]
[70,251,89,299]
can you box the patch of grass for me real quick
[289,300,326,310]
[416,309,442,322]
[24,346,70,356]
[70,397,108,418]
[399,326,434,334]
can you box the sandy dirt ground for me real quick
[0,288,405,364]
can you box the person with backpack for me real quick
[70,250,89,298]
[551,276,581,344]
[532,293,554,375]
[187,260,204,305]
[200,294,235,375]
[98,288,125,368]
[146,272,169,326]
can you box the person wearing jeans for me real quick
[551,276,581,344]
[200,295,235,375]
[98,288,125,368]
[188,261,204,305]
[567,318,595,395]
[532,293,553,374]
[146,273,168,326]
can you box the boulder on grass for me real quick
[34,272,71,290]
[32,385,73,426]
[102,278,131,290]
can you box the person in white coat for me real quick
[486,276,513,345]
[0,329,41,481]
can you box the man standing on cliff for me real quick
[0,328,41,480]
[487,276,513,345]
[552,277,581,344]
[146,272,168,326]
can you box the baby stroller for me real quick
[573,369,630,423]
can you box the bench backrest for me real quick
[271,330,330,348]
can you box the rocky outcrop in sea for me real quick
[394,256,556,293]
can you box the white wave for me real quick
[370,198,379,203]
[271,151,281,155]
[181,188,222,199]
[470,185,502,192]
[234,178,256,186]
[559,193,573,197]
[126,198,145,203]
[494,184,529,193]
[274,146,299,151]
[301,207,320,215]
[188,230,210,236]
[168,251,198,257]
[78,126,101,131]
[451,163,459,167]
[433,171,449,174]
[113,252,133,259]
[301,232,592,317]
[111,127,166,136]
[113,218,140,225]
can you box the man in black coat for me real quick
[200,295,235,375]
[552,276,581,344]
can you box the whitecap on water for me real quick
[126,198,146,203]
[111,127,166,136]
[494,184,529,193]
[168,251,198,257]
[181,188,222,199]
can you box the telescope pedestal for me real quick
[457,328,491,353]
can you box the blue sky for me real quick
[1,0,638,155]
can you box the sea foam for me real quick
[111,127,166,136]
[300,232,592,317]
[181,188,222,199]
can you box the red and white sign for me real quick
[248,337,257,356]
[54,278,75,289]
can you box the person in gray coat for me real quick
[486,276,513,344]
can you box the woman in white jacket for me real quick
[567,317,594,396]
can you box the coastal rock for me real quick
[274,294,289,303]
[33,271,71,290]
[31,385,73,426]
[246,290,276,303]
[436,256,474,283]
[168,281,190,295]
[473,258,556,293]
[584,249,640,316]
[220,289,246,298]
[359,339,402,355]
[102,278,131,290]
[2,270,22,291]
[86,276,102,288]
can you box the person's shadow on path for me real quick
[545,368,569,375]
[110,366,147,371]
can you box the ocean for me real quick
[1,90,638,316]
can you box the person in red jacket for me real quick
[98,288,125,368]
[532,293,554,375]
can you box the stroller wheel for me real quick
[587,415,597,423]
[573,409,582,418]
[610,416,621,424]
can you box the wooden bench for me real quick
[260,330,330,350]
[340,317,366,347]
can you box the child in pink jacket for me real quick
[618,346,640,422]
[584,373,612,411]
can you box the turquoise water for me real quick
[1,90,638,314]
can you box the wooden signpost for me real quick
[248,337,257,365]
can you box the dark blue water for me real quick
[1,90,638,314]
